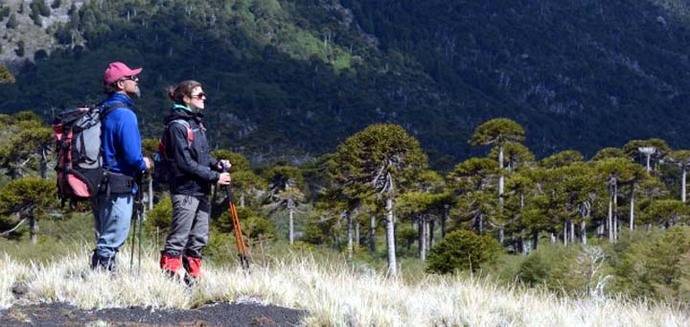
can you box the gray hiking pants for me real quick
[163,194,210,258]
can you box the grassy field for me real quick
[1,245,689,326]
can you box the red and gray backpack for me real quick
[52,102,125,205]
[153,119,194,186]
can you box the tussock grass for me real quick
[0,248,688,326]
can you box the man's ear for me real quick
[115,80,126,91]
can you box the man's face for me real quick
[116,75,141,98]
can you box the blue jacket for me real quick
[100,93,147,177]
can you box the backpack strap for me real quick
[167,119,194,146]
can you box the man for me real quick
[91,61,151,271]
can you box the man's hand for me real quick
[218,172,231,185]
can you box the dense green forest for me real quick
[2,0,690,168]
[1,110,690,304]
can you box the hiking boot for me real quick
[182,255,202,280]
[160,252,182,278]
[91,251,116,272]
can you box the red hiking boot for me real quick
[160,252,182,278]
[183,255,202,281]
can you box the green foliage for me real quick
[141,138,158,157]
[0,64,15,85]
[144,196,172,236]
[426,229,501,274]
[211,150,251,172]
[470,118,525,147]
[515,244,605,295]
[640,199,690,226]
[214,205,275,240]
[330,124,428,199]
[540,150,583,168]
[0,176,56,237]
[592,147,626,161]
[612,227,690,301]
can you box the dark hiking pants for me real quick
[163,194,210,258]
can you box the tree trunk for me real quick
[289,207,294,245]
[347,211,353,260]
[385,196,397,276]
[645,154,652,172]
[240,194,246,208]
[563,224,567,246]
[499,226,505,244]
[148,177,153,211]
[570,220,575,244]
[478,214,484,234]
[419,218,427,261]
[441,205,448,239]
[40,148,47,179]
[355,221,360,247]
[499,145,504,207]
[613,184,619,241]
[369,214,376,253]
[607,197,613,242]
[581,220,587,245]
[30,216,38,245]
[682,167,687,203]
[629,191,635,231]
[550,233,556,244]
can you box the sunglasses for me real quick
[191,92,206,99]
[120,75,139,83]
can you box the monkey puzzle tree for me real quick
[540,150,584,169]
[263,165,305,244]
[448,157,500,238]
[0,177,57,244]
[623,139,670,172]
[592,147,627,161]
[665,150,690,203]
[595,158,646,241]
[330,124,428,276]
[470,118,525,206]
[0,119,53,179]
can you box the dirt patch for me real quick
[0,302,306,326]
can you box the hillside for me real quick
[2,0,690,167]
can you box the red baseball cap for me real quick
[103,61,142,85]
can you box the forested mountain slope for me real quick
[1,0,690,167]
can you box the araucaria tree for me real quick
[470,118,525,206]
[330,124,427,276]
[0,177,56,244]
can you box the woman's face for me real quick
[185,86,206,110]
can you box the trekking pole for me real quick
[227,186,251,270]
[130,174,145,275]
[221,164,251,271]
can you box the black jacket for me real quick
[163,109,220,196]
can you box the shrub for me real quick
[426,229,501,274]
[513,243,615,296]
[612,227,690,301]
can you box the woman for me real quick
[159,80,231,283]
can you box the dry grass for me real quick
[0,248,688,326]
